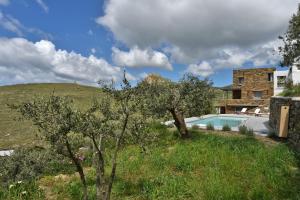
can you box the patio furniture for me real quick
[236,107,247,114]
[249,108,262,116]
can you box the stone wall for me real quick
[233,68,275,99]
[270,97,300,151]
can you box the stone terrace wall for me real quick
[270,97,300,151]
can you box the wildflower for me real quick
[17,181,23,184]
[9,184,14,189]
[21,191,27,195]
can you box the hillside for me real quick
[0,83,103,149]
[0,83,231,149]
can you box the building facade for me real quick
[218,68,275,114]
[287,62,300,85]
[274,70,288,96]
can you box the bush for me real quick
[239,125,248,135]
[206,123,215,130]
[280,84,300,97]
[239,125,254,136]
[0,147,75,186]
[222,124,231,131]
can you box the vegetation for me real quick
[1,78,300,199]
[2,129,300,199]
[222,124,231,131]
[0,181,44,200]
[280,84,300,97]
[239,125,254,136]
[206,123,215,130]
[10,75,155,200]
[138,73,215,138]
[279,4,300,66]
[0,147,74,186]
[0,83,102,149]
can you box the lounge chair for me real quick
[236,107,247,114]
[249,108,262,116]
[241,108,247,114]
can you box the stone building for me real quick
[217,68,275,114]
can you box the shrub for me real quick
[206,123,215,130]
[239,125,248,135]
[239,125,254,136]
[280,84,300,97]
[0,147,75,186]
[222,124,231,131]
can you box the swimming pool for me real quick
[187,116,248,128]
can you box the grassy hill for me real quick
[0,83,231,149]
[0,83,103,149]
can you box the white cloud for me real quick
[0,0,9,6]
[91,48,96,54]
[0,12,23,36]
[112,46,172,70]
[0,11,52,39]
[97,0,298,72]
[186,62,214,77]
[35,0,49,13]
[0,38,128,86]
[187,40,282,76]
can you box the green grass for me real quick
[0,83,102,149]
[38,131,300,200]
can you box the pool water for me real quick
[188,116,248,128]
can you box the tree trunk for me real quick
[92,136,106,200]
[169,108,189,138]
[105,114,129,200]
[66,140,88,200]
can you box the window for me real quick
[232,89,241,99]
[277,76,286,88]
[296,64,300,70]
[268,73,273,82]
[253,91,263,100]
[238,77,244,85]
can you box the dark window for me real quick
[232,89,241,99]
[296,64,300,70]
[238,77,244,85]
[277,76,286,88]
[268,73,273,81]
[253,91,263,100]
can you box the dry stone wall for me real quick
[270,97,300,151]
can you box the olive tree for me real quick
[12,96,90,200]
[13,74,151,200]
[75,75,150,200]
[279,4,300,66]
[137,73,215,138]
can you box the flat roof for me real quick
[233,67,275,72]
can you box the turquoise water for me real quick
[188,116,248,128]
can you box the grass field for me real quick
[0,83,226,149]
[0,83,102,149]
[35,130,300,200]
[0,83,299,199]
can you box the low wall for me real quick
[269,97,300,150]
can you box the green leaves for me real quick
[279,4,300,66]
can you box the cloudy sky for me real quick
[0,0,298,86]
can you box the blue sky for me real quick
[0,0,297,86]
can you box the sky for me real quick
[0,0,298,87]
